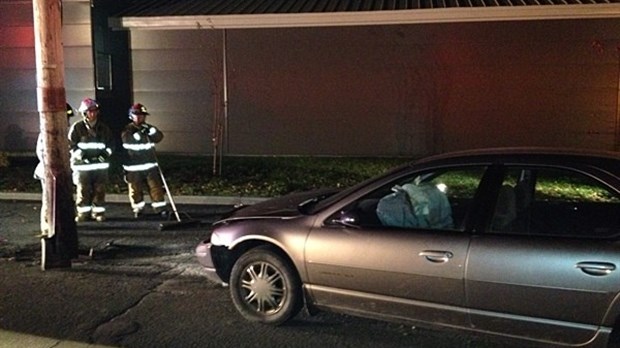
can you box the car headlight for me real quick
[210,231,223,246]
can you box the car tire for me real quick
[229,246,302,325]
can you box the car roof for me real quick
[412,147,620,173]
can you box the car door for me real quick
[466,165,620,346]
[305,225,471,326]
[304,166,488,328]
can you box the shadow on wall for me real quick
[2,124,33,152]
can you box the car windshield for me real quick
[302,162,415,215]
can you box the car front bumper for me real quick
[195,240,226,285]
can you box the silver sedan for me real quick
[196,147,620,348]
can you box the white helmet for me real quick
[78,98,99,115]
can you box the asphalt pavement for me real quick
[0,193,256,348]
[0,193,528,348]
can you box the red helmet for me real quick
[78,98,99,114]
[128,103,149,118]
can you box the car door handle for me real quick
[575,262,616,276]
[419,250,453,263]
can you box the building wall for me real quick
[437,19,618,152]
[129,30,217,154]
[2,2,619,156]
[0,0,94,152]
[225,27,430,156]
[63,1,96,108]
[128,19,620,156]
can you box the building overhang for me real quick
[109,3,620,30]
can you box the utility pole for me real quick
[32,0,78,269]
[616,46,620,152]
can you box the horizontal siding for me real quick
[65,68,97,90]
[0,27,34,48]
[62,1,92,25]
[126,20,620,156]
[1,2,619,154]
[129,30,219,50]
[225,26,434,155]
[129,30,217,153]
[131,50,211,71]
[130,89,212,153]
[0,3,33,27]
[0,69,37,91]
[0,83,37,111]
[63,47,94,69]
[0,0,93,151]
[131,70,212,90]
[435,20,620,152]
[63,24,93,47]
[64,1,95,112]
[0,48,35,69]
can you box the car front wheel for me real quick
[229,246,302,325]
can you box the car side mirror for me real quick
[327,211,361,229]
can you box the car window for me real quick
[489,166,620,238]
[336,166,487,231]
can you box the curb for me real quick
[0,192,268,206]
[0,329,115,348]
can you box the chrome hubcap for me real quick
[241,261,285,314]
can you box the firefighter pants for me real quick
[126,168,166,213]
[74,169,108,217]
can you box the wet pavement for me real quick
[0,198,233,261]
[0,197,232,348]
[0,197,528,348]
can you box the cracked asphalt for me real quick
[0,198,230,347]
[0,199,523,348]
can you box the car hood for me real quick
[216,188,339,223]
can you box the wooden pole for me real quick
[615,47,620,152]
[32,0,78,269]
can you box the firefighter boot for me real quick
[92,214,106,222]
[75,213,90,222]
[133,209,143,219]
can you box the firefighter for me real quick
[121,103,167,218]
[68,98,113,222]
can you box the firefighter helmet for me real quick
[128,103,149,118]
[78,98,99,114]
